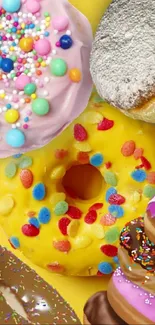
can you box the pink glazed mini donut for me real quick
[0,0,93,158]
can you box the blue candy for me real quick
[29,217,40,228]
[105,187,117,202]
[2,0,21,13]
[0,56,2,69]
[1,58,14,73]
[90,153,104,167]
[9,236,20,248]
[131,169,147,182]
[38,207,51,224]
[113,256,119,264]
[108,205,124,218]
[60,35,73,49]
[98,262,113,275]
[32,183,46,201]
[12,153,22,159]
[6,129,25,148]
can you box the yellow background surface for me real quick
[0,0,111,323]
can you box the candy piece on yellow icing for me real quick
[74,236,92,249]
[50,192,66,206]
[143,185,155,198]
[67,220,80,237]
[82,111,103,124]
[91,224,105,239]
[103,171,118,186]
[18,156,33,168]
[0,196,14,216]
[50,165,66,180]
[105,227,120,244]
[130,191,141,203]
[73,141,92,152]
[5,162,17,178]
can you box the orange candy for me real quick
[19,37,34,53]
[53,240,71,252]
[121,140,136,157]
[69,68,82,82]
[20,169,33,188]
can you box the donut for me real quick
[90,0,155,123]
[0,245,80,324]
[1,89,155,276]
[0,0,93,158]
[83,291,127,325]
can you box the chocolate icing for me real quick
[120,217,155,272]
[0,246,81,324]
[84,291,127,325]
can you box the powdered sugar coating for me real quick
[90,0,155,111]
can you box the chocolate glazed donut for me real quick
[0,246,81,325]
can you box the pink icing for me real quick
[112,268,155,322]
[147,196,155,218]
[0,0,93,158]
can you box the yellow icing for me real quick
[0,91,155,276]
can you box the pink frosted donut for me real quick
[108,268,155,325]
[0,0,93,158]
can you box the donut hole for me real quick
[62,164,103,200]
[0,285,28,321]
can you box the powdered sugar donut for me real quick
[0,0,93,158]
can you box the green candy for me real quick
[24,83,37,96]
[32,98,50,116]
[104,171,118,186]
[11,55,17,62]
[54,201,69,216]
[5,162,17,179]
[105,227,120,244]
[18,156,33,169]
[143,185,155,198]
[50,58,67,77]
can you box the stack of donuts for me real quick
[84,196,155,325]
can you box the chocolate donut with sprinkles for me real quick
[0,0,92,158]
[0,245,80,324]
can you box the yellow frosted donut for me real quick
[1,90,155,276]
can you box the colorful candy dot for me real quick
[53,240,71,252]
[24,83,37,96]
[15,75,30,91]
[2,0,21,13]
[50,58,67,76]
[18,156,33,168]
[104,171,118,186]
[32,98,50,116]
[105,227,120,244]
[20,169,33,188]
[69,68,81,82]
[108,205,124,218]
[6,129,25,148]
[121,140,136,157]
[89,203,103,211]
[90,153,104,167]
[97,118,114,131]
[131,169,147,182]
[32,183,46,201]
[22,224,40,237]
[100,244,118,257]
[35,39,51,56]
[106,187,117,202]
[84,210,97,224]
[1,58,14,73]
[147,171,155,184]
[98,262,113,275]
[108,194,125,205]
[59,35,73,49]
[100,213,116,226]
[5,162,17,178]
[38,207,51,224]
[52,16,69,31]
[67,206,82,219]
[67,220,80,237]
[0,196,14,216]
[29,217,40,229]
[5,109,19,123]
[54,201,68,216]
[58,217,71,235]
[9,236,20,249]
[19,37,34,53]
[74,124,88,141]
[143,185,155,198]
[26,0,40,13]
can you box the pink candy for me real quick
[26,0,41,13]
[35,39,51,56]
[52,16,69,31]
[15,75,30,90]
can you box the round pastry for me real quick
[1,89,155,276]
[83,291,127,325]
[0,245,80,324]
[90,0,155,123]
[0,0,93,158]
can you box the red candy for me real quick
[97,270,104,276]
[74,124,88,141]
[77,152,89,164]
[47,263,65,273]
[134,148,144,160]
[20,169,33,188]
[89,203,103,211]
[55,149,68,159]
[100,213,116,226]
[108,194,125,205]
[140,156,151,170]
[100,244,118,257]
[147,171,155,184]
[105,162,112,169]
[84,210,97,224]
[58,217,71,236]
[22,224,39,237]
[67,206,82,219]
[121,140,135,157]
[53,240,71,252]
[97,118,114,131]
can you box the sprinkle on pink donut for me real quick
[35,39,51,56]
[52,16,69,31]
[15,75,31,90]
[26,0,41,13]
